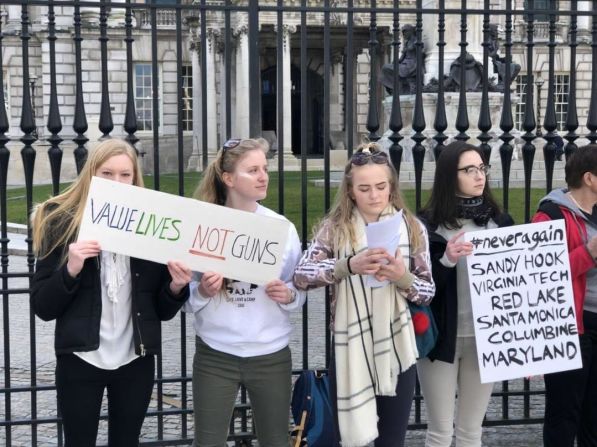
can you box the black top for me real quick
[423,212,514,363]
[31,247,189,356]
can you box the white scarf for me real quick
[334,209,418,447]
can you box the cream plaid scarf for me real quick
[334,208,418,447]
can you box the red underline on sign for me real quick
[188,249,226,260]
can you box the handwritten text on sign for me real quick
[465,221,581,383]
[78,177,290,285]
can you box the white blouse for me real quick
[75,251,138,370]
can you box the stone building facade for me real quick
[0,0,591,183]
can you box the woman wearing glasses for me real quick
[294,143,435,447]
[185,138,305,447]
[418,141,513,447]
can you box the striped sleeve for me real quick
[293,220,340,290]
[400,222,435,305]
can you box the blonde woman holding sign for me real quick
[185,138,305,447]
[418,141,513,447]
[31,139,192,447]
[293,143,435,447]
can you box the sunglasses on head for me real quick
[222,139,242,151]
[351,149,389,166]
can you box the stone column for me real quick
[108,0,126,27]
[81,5,100,27]
[281,25,294,155]
[187,37,202,170]
[578,0,591,43]
[330,50,344,141]
[5,6,21,33]
[234,26,250,138]
[217,41,228,142]
[422,0,486,84]
[205,29,219,152]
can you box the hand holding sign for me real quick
[445,231,473,263]
[67,240,101,278]
[265,279,293,304]
[167,261,192,295]
[199,271,224,298]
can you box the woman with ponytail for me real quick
[185,138,305,447]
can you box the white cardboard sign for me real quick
[465,220,582,383]
[78,177,290,285]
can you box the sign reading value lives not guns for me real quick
[464,220,582,383]
[78,177,290,285]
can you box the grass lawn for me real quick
[6,171,548,238]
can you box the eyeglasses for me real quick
[222,139,241,151]
[351,150,389,166]
[457,164,491,176]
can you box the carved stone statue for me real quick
[488,24,521,91]
[380,25,424,95]
[445,52,484,92]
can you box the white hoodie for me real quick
[183,204,306,357]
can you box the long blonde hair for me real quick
[194,138,269,204]
[321,142,422,251]
[32,139,144,260]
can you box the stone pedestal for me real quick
[381,92,505,162]
[422,0,494,84]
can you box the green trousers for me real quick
[192,337,292,447]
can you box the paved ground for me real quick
[0,246,546,446]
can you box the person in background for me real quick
[31,138,192,447]
[185,138,306,447]
[418,141,513,447]
[294,142,435,447]
[553,135,565,162]
[532,144,597,447]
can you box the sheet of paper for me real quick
[364,210,403,288]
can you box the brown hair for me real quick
[319,142,422,251]
[193,138,269,205]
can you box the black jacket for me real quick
[424,212,514,363]
[31,248,189,356]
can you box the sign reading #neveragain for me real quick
[464,220,581,383]
[78,177,290,285]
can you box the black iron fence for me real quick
[0,0,596,445]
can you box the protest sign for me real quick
[465,220,581,383]
[78,177,290,285]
